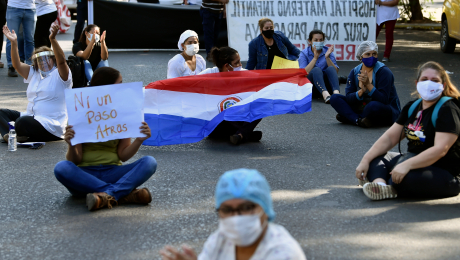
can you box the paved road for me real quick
[1,25,460,260]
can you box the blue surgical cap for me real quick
[215,169,276,221]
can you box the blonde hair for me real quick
[258,18,274,30]
[32,46,56,71]
[413,61,460,99]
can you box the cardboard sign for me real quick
[226,0,377,61]
[271,55,300,69]
[65,82,145,145]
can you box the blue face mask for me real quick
[312,41,324,50]
[361,56,378,67]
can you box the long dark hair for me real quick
[90,67,121,87]
[78,24,99,48]
[210,46,238,71]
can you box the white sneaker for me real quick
[382,57,390,62]
[358,178,369,186]
[363,182,397,200]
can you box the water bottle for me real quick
[8,123,17,152]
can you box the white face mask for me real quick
[229,64,242,71]
[185,44,199,56]
[87,33,100,42]
[417,80,444,101]
[39,66,56,78]
[218,211,267,246]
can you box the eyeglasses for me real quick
[216,203,257,217]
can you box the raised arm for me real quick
[100,31,108,60]
[49,24,69,81]
[3,25,30,79]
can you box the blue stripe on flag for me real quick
[143,93,312,146]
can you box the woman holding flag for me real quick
[199,46,262,145]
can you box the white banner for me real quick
[226,0,376,62]
[65,82,145,145]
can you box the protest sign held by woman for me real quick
[54,67,157,211]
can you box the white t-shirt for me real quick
[376,0,400,25]
[188,0,202,4]
[167,54,206,79]
[8,0,35,9]
[198,223,307,260]
[22,67,73,138]
[35,0,57,16]
[198,66,247,75]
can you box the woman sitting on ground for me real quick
[73,24,108,82]
[299,29,340,104]
[246,17,300,70]
[1,24,71,143]
[330,41,401,128]
[199,46,261,145]
[356,61,460,200]
[167,30,206,78]
[54,67,157,211]
[161,168,307,260]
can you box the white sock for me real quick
[376,182,387,186]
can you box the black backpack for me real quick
[67,55,87,88]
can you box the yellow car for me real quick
[441,0,460,52]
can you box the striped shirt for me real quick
[201,0,224,12]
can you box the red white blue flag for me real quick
[143,69,312,146]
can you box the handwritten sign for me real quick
[226,0,376,61]
[65,82,145,145]
[271,56,300,69]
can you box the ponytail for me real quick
[210,47,238,71]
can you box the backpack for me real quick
[408,97,453,128]
[66,55,87,88]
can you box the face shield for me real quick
[33,51,56,78]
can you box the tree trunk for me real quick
[410,0,424,21]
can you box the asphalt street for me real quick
[1,25,460,260]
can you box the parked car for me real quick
[441,0,460,52]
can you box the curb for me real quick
[395,23,441,30]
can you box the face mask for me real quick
[185,44,199,56]
[262,29,274,39]
[229,64,242,71]
[312,41,324,50]
[417,80,444,101]
[218,211,267,246]
[361,56,378,68]
[39,66,56,78]
[87,33,100,42]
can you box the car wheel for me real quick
[441,19,457,53]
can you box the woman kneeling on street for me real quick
[1,24,71,143]
[330,41,401,128]
[356,61,460,200]
[161,168,307,260]
[54,67,157,211]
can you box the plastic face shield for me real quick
[33,51,55,72]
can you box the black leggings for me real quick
[0,6,6,59]
[208,119,261,140]
[34,11,57,48]
[0,109,62,142]
[367,152,460,198]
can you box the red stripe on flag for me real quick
[145,69,309,95]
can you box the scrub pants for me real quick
[376,19,397,59]
[54,156,157,200]
[307,67,340,97]
[367,152,460,198]
[330,94,393,126]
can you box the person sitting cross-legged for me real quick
[54,67,157,211]
[330,41,401,128]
